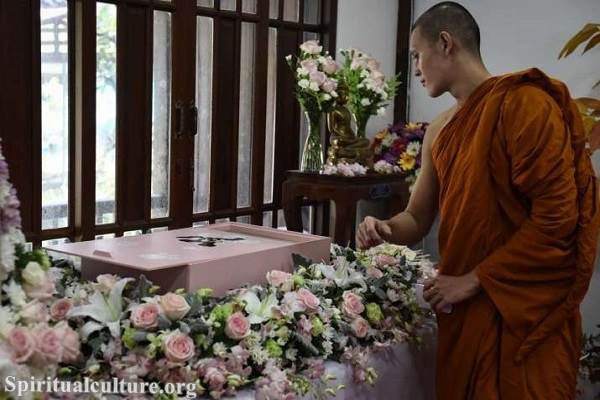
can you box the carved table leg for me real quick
[282,182,304,232]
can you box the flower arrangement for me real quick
[286,40,341,172]
[0,243,433,400]
[322,162,368,177]
[338,48,400,138]
[0,137,436,399]
[372,122,429,191]
[285,40,340,116]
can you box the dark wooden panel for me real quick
[210,17,239,212]
[116,4,152,226]
[74,0,97,241]
[169,0,195,229]
[394,0,412,122]
[250,0,269,225]
[0,0,41,243]
[272,28,301,209]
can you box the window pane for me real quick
[151,11,172,219]
[263,211,272,227]
[302,205,313,234]
[283,0,299,22]
[220,0,236,11]
[237,22,256,208]
[96,3,117,225]
[263,28,277,204]
[269,0,279,19]
[194,17,214,214]
[242,0,256,13]
[277,209,286,229]
[41,0,69,230]
[236,215,251,224]
[303,0,321,24]
[197,0,214,7]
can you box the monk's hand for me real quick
[356,216,392,250]
[423,270,480,313]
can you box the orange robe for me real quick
[431,68,600,399]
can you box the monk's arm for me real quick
[384,122,439,246]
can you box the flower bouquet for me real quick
[286,40,340,172]
[337,48,400,138]
[372,122,429,191]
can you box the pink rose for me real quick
[366,267,384,279]
[50,298,72,321]
[321,79,338,93]
[131,303,160,330]
[205,367,226,390]
[225,312,250,340]
[351,317,370,338]
[8,327,35,363]
[23,278,55,300]
[21,300,50,324]
[266,270,293,291]
[297,315,312,336]
[54,321,80,363]
[342,292,365,318]
[163,332,195,363]
[296,288,320,313]
[321,57,338,74]
[374,254,397,267]
[299,40,322,55]
[159,293,190,321]
[309,70,326,86]
[299,59,318,74]
[32,324,63,364]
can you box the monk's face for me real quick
[409,27,453,98]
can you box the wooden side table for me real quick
[282,170,410,248]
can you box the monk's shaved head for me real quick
[412,2,481,57]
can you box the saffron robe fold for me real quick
[431,68,600,400]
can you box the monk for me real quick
[356,2,600,399]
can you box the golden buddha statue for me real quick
[326,85,373,167]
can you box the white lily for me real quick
[239,290,278,324]
[68,277,133,340]
[319,257,366,289]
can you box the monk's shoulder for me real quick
[503,84,560,117]
[427,107,456,140]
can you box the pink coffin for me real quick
[44,222,331,295]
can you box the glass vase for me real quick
[354,112,370,139]
[300,111,324,172]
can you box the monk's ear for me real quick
[438,31,454,56]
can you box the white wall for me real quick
[336,0,400,137]
[409,0,600,333]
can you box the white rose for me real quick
[361,98,371,106]
[298,79,310,89]
[299,40,322,55]
[322,94,331,101]
[377,107,386,116]
[285,55,292,62]
[22,262,45,287]
[309,81,320,91]
[296,67,309,76]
